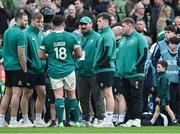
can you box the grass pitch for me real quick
[0,126,180,134]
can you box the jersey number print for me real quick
[54,47,67,60]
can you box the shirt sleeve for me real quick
[135,35,148,71]
[73,35,81,50]
[16,31,26,47]
[40,38,46,51]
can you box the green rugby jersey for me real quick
[3,24,26,71]
[40,31,80,78]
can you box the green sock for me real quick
[64,98,70,125]
[55,98,64,124]
[69,98,80,123]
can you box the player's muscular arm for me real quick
[18,47,27,72]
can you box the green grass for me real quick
[0,126,180,134]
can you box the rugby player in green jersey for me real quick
[0,11,28,128]
[39,15,82,127]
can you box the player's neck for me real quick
[54,27,64,32]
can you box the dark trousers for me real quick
[170,83,180,115]
[122,77,144,120]
[77,76,105,121]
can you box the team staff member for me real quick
[93,12,116,127]
[0,11,28,128]
[76,16,105,127]
[39,15,82,127]
[118,18,148,127]
[112,25,126,126]
[21,12,47,127]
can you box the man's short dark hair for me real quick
[169,37,180,45]
[97,12,111,24]
[122,17,135,26]
[157,60,168,70]
[52,15,65,26]
[26,0,35,5]
[164,25,176,33]
[136,18,145,23]
[14,9,27,21]
[74,0,84,4]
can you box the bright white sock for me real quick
[23,115,28,122]
[0,114,5,122]
[113,114,118,122]
[118,114,125,122]
[10,117,17,123]
[105,112,113,122]
[35,114,41,120]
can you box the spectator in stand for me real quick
[136,18,149,35]
[149,0,174,43]
[93,0,109,16]
[110,14,118,28]
[38,0,52,9]
[125,0,140,17]
[18,0,27,8]
[0,1,10,36]
[135,18,152,48]
[175,16,180,37]
[130,1,148,27]
[50,0,65,16]
[25,0,37,24]
[40,5,55,31]
[61,0,75,9]
[38,0,55,24]
[174,0,180,17]
[106,1,120,22]
[26,0,36,12]
[65,4,79,32]
[157,5,173,34]
[74,0,96,26]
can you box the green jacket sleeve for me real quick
[157,76,169,98]
[97,36,114,65]
[135,35,148,71]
